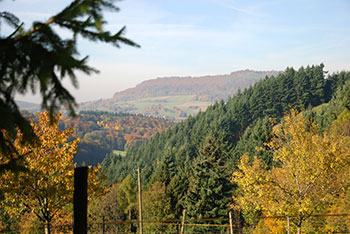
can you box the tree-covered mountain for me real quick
[111,70,279,102]
[79,70,279,120]
[100,65,350,226]
[103,65,336,180]
[16,100,41,112]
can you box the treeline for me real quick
[98,64,350,233]
[103,64,350,181]
[22,111,174,166]
[60,111,174,165]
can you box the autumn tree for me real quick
[143,181,175,234]
[117,174,137,232]
[0,112,80,234]
[232,110,350,234]
[0,0,139,171]
[318,108,350,232]
[89,183,124,233]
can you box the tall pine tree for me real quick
[186,131,232,233]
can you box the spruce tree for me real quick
[186,132,232,234]
[233,116,274,168]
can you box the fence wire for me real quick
[18,213,350,234]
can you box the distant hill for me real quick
[112,69,279,102]
[16,100,41,112]
[79,70,280,120]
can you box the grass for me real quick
[124,95,213,120]
[112,150,126,157]
[80,95,214,120]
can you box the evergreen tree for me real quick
[280,67,297,110]
[308,64,325,106]
[105,64,346,187]
[233,116,274,168]
[148,148,176,188]
[167,168,190,219]
[186,134,232,234]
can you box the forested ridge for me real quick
[2,64,350,233]
[102,64,350,182]
[96,64,350,233]
[64,111,174,165]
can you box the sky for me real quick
[1,0,350,103]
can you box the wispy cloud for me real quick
[6,0,350,102]
[210,0,257,16]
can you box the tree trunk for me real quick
[296,215,302,234]
[297,226,301,234]
[45,221,51,234]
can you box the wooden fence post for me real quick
[74,166,88,234]
[229,211,234,234]
[102,216,105,234]
[180,209,186,234]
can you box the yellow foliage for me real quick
[18,212,42,234]
[330,108,350,137]
[0,112,103,232]
[252,217,286,234]
[233,109,350,229]
[0,112,77,218]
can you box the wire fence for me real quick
[5,212,350,233]
[248,213,350,234]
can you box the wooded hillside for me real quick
[96,64,350,233]
[104,64,349,181]
[3,64,350,233]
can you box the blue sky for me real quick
[2,0,350,103]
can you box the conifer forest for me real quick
[1,0,350,233]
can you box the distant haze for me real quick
[4,0,349,104]
[78,70,279,120]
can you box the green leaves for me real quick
[117,174,137,215]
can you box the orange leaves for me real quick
[87,163,106,201]
[61,112,173,164]
[0,111,80,227]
